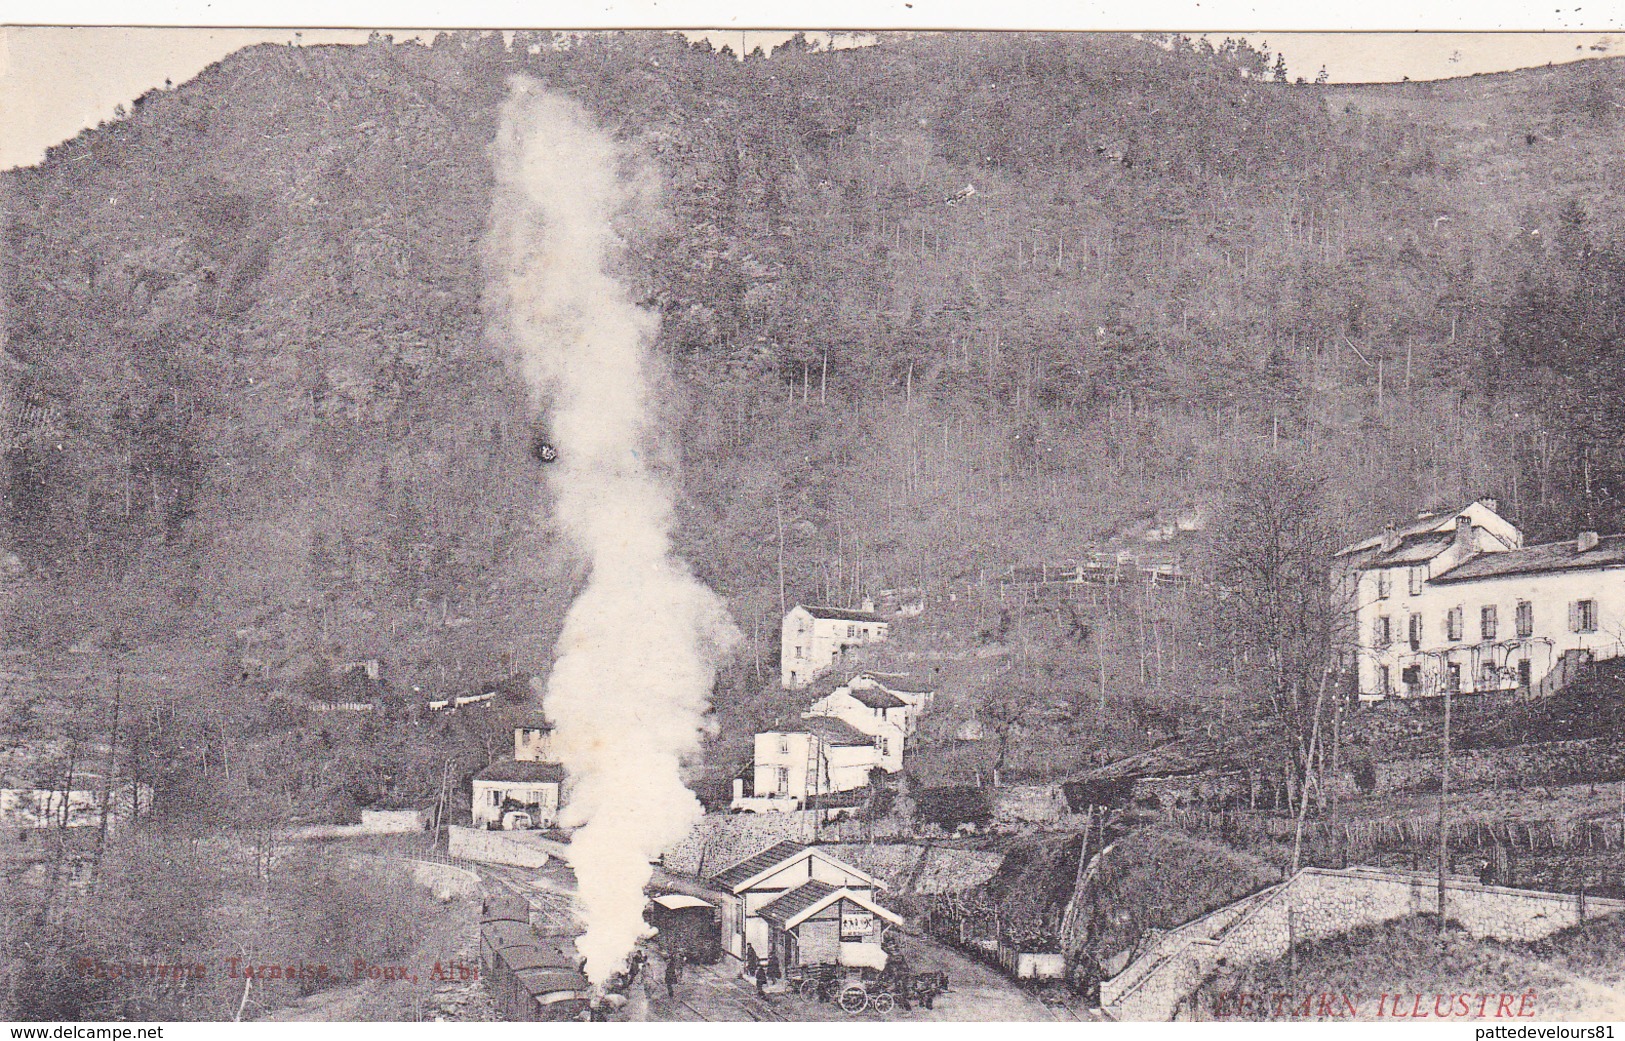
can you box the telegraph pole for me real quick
[1437,676,1452,931]
[96,656,125,865]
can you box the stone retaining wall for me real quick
[1104,866,1625,1022]
[1374,738,1625,795]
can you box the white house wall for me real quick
[781,608,891,689]
[804,688,909,762]
[1357,563,1625,698]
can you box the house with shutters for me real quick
[805,685,909,756]
[733,716,892,812]
[703,840,898,966]
[781,602,891,689]
[1337,499,1625,700]
[848,672,937,734]
[471,719,564,829]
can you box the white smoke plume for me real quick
[487,78,739,983]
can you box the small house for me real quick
[471,723,565,829]
[757,879,903,970]
[471,760,564,830]
[704,841,893,963]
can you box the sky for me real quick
[4,3,1625,169]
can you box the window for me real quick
[1376,571,1393,600]
[847,624,856,638]
[491,791,502,807]
[1516,601,1534,639]
[778,736,790,755]
[1379,665,1392,696]
[794,645,804,659]
[1410,613,1425,650]
[1571,599,1599,633]
[1481,605,1498,642]
[775,766,790,795]
[1518,660,1532,689]
[1447,663,1461,692]
[1409,567,1425,595]
[1480,661,1499,689]
[1374,616,1392,649]
[1445,607,1463,642]
[1402,664,1421,694]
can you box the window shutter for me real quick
[1570,601,1582,632]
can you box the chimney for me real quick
[1578,531,1600,553]
[1454,515,1478,555]
[861,596,875,614]
[1481,497,1499,514]
[1380,523,1400,552]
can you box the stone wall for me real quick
[1103,866,1625,1022]
[661,811,822,878]
[992,785,1070,824]
[1130,772,1247,811]
[824,842,1004,895]
[660,811,1007,898]
[1374,738,1625,795]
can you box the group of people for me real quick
[742,945,781,997]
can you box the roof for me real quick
[708,841,808,889]
[755,880,838,926]
[1337,531,1456,570]
[800,715,876,747]
[860,673,936,694]
[475,759,566,783]
[1431,535,1625,584]
[1337,506,1471,558]
[846,688,907,710]
[651,893,715,911]
[796,604,886,624]
[755,880,904,931]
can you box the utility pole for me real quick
[1438,677,1453,931]
[434,757,453,851]
[776,502,788,618]
[96,660,125,865]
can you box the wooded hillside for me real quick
[4,30,1623,735]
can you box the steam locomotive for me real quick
[480,890,593,1021]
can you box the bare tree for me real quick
[1206,455,1352,801]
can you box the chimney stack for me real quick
[1578,531,1600,553]
[1454,515,1478,555]
[861,596,875,614]
[1380,523,1400,552]
[1481,497,1499,514]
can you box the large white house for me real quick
[781,603,891,689]
[734,717,892,812]
[1338,500,1625,700]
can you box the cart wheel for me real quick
[871,991,895,1014]
[800,979,821,1002]
[839,984,868,1015]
